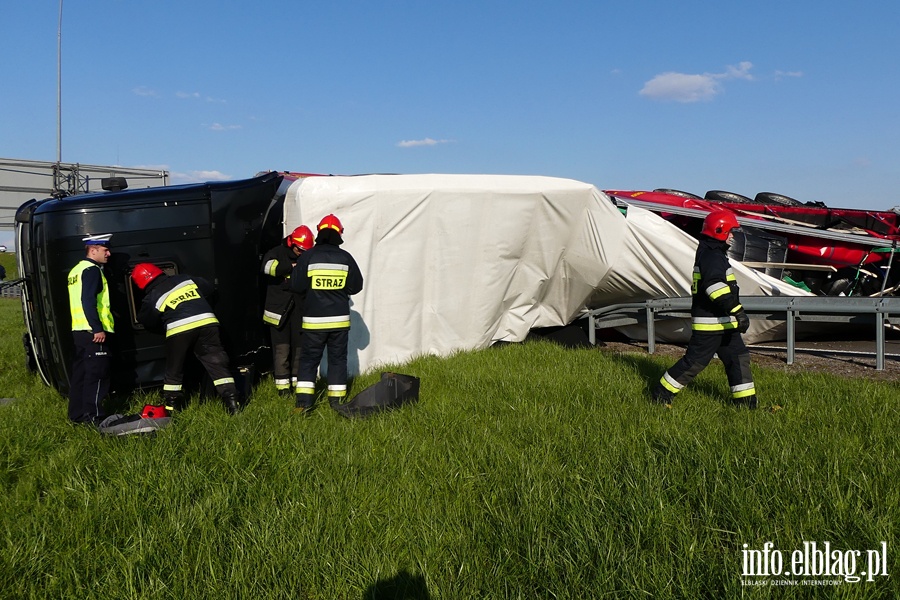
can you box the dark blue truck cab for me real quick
[15,171,290,397]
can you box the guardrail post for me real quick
[786,309,795,365]
[646,306,656,354]
[876,310,885,371]
[588,312,596,346]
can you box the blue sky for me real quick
[3,0,900,218]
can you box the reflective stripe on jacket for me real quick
[261,242,298,327]
[139,274,219,337]
[690,238,741,333]
[290,242,363,331]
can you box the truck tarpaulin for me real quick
[284,174,810,375]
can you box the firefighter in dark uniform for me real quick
[67,233,114,424]
[291,214,364,413]
[261,225,313,396]
[651,210,757,408]
[131,263,243,414]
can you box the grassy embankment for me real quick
[0,297,897,599]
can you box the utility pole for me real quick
[54,0,63,196]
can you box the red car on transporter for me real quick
[604,188,900,297]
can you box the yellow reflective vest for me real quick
[67,260,114,332]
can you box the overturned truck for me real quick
[16,171,806,397]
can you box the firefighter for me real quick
[651,210,757,408]
[131,264,243,414]
[290,214,364,413]
[66,233,115,425]
[261,225,313,396]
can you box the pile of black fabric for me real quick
[331,372,420,419]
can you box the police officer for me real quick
[67,233,114,424]
[651,210,757,408]
[291,214,364,413]
[131,264,243,414]
[261,225,313,396]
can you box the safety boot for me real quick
[222,392,243,415]
[293,394,314,416]
[734,394,758,410]
[164,391,186,412]
[649,384,675,408]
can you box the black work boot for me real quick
[734,394,758,410]
[293,394,314,416]
[649,384,675,407]
[222,392,242,415]
[164,392,186,412]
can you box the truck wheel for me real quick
[653,188,701,199]
[754,192,802,206]
[823,277,854,296]
[704,190,755,204]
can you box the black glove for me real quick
[735,310,750,334]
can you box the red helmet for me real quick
[288,225,314,251]
[131,263,164,289]
[317,214,344,234]
[701,210,740,241]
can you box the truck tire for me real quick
[653,188,702,199]
[822,277,850,296]
[704,190,755,204]
[754,192,803,206]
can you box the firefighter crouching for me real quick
[290,214,364,413]
[131,263,243,414]
[261,225,313,396]
[651,210,757,409]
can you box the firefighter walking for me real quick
[261,225,313,396]
[651,211,757,409]
[131,264,243,414]
[66,234,115,425]
[291,214,364,413]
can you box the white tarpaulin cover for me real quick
[284,174,810,375]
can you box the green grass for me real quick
[0,297,898,599]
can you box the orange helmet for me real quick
[131,263,164,289]
[317,214,344,234]
[288,225,314,251]
[701,210,740,241]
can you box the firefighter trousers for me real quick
[295,329,349,408]
[660,331,756,401]
[68,330,111,423]
[163,325,238,403]
[269,310,302,392]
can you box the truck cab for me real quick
[15,171,290,396]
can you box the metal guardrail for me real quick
[0,278,22,298]
[586,296,900,370]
